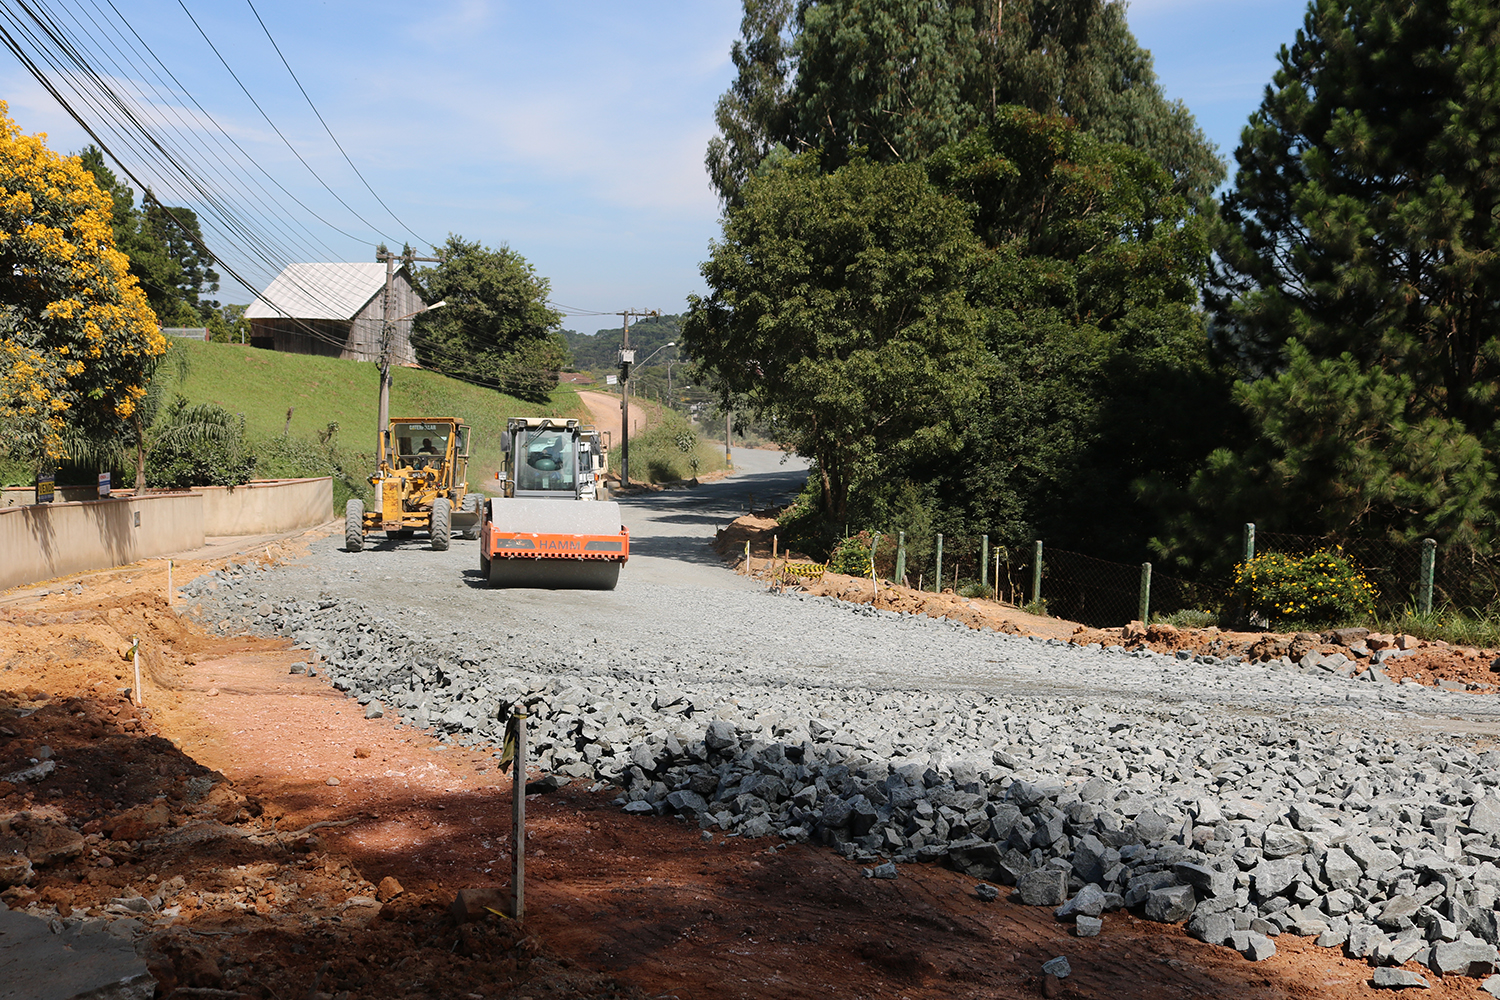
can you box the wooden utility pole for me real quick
[376,249,441,463]
[616,309,658,486]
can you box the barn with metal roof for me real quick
[244,262,425,363]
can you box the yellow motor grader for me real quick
[345,417,480,551]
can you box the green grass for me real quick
[1377,605,1500,649]
[163,340,589,486]
[610,400,729,484]
[1153,609,1220,629]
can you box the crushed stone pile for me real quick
[178,544,1500,984]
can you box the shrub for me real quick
[776,480,837,560]
[1154,608,1219,629]
[1233,548,1376,627]
[615,408,727,484]
[828,532,875,577]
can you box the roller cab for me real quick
[481,417,628,590]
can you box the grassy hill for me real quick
[162,340,587,487]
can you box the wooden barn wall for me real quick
[251,318,357,359]
[351,272,421,365]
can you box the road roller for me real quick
[479,417,629,589]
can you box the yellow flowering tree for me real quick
[0,102,163,465]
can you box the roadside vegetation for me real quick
[611,403,728,484]
[691,0,1500,636]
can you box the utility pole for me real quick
[616,309,658,487]
[376,249,441,464]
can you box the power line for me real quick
[172,0,399,248]
[244,0,431,250]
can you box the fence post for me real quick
[869,533,881,590]
[934,534,944,593]
[1242,522,1256,564]
[1031,540,1043,607]
[1420,538,1437,615]
[511,707,528,921]
[1138,562,1152,625]
[981,535,989,589]
[895,531,907,586]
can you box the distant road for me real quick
[577,390,647,443]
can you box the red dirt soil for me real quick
[0,539,1492,999]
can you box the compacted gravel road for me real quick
[183,448,1500,986]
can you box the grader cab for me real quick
[345,417,480,551]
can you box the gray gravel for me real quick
[180,447,1500,981]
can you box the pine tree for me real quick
[1200,0,1500,549]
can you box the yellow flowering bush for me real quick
[1233,548,1377,626]
[0,102,162,460]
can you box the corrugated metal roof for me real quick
[244,262,393,321]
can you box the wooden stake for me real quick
[512,708,527,921]
[745,539,752,576]
[166,559,173,605]
[130,635,142,707]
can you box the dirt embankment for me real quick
[714,515,1500,696]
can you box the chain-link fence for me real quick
[853,521,1498,629]
[1256,531,1500,617]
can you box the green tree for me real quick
[409,236,564,402]
[207,303,250,343]
[706,0,1222,205]
[890,110,1226,555]
[1191,0,1500,553]
[684,155,986,522]
[77,146,221,326]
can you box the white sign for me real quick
[97,472,110,497]
[605,375,618,386]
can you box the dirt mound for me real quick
[712,513,1500,697]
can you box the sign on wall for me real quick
[35,473,53,504]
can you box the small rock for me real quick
[1017,868,1068,907]
[1041,955,1071,978]
[866,862,898,880]
[1075,915,1102,937]
[975,883,999,902]
[289,662,308,674]
[364,703,383,719]
[326,777,340,786]
[1370,968,1429,989]
[354,748,370,759]
[1232,930,1277,961]
[376,876,403,902]
[1480,973,1500,997]
[1145,885,1196,924]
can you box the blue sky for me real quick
[0,0,1311,333]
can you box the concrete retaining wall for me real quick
[0,477,332,592]
[3,486,108,507]
[198,477,333,536]
[0,493,204,592]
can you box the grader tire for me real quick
[459,492,482,540]
[430,497,451,551]
[345,499,365,552]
